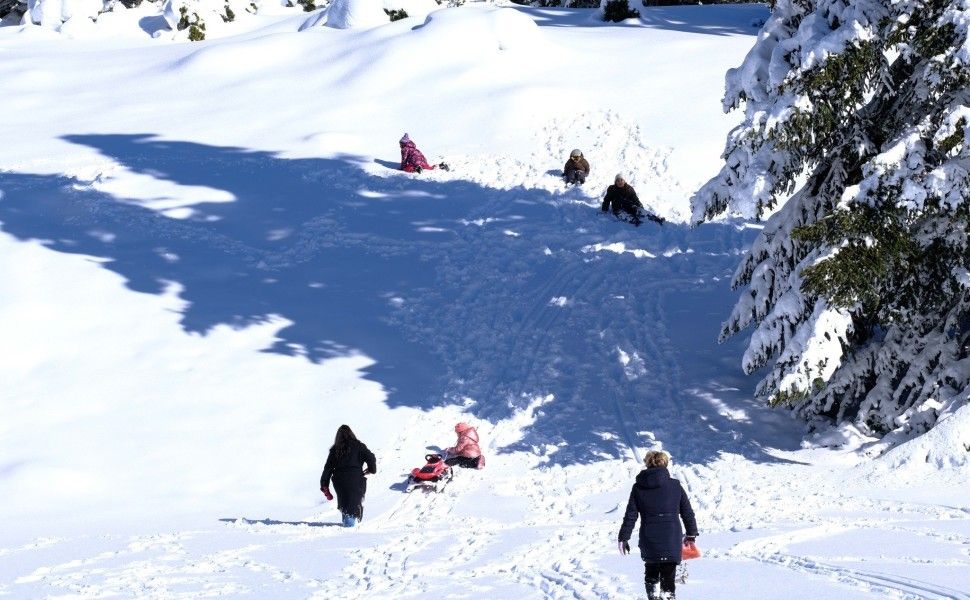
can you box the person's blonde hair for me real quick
[644,450,669,468]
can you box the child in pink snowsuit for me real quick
[444,422,485,469]
[399,133,436,173]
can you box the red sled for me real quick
[405,454,454,493]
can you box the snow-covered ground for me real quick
[1,1,968,598]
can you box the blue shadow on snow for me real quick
[219,517,341,528]
[0,134,803,466]
[518,4,768,37]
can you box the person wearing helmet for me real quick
[443,422,485,469]
[601,174,665,226]
[563,148,590,185]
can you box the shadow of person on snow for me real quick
[219,517,342,528]
[373,158,400,170]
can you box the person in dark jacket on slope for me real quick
[601,174,664,226]
[563,148,590,185]
[320,424,377,527]
[617,450,698,600]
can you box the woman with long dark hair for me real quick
[320,425,377,527]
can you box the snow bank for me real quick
[326,0,388,29]
[27,0,101,28]
[413,5,545,54]
[175,28,307,76]
[870,401,970,472]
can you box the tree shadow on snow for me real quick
[635,5,768,37]
[0,134,802,467]
[518,5,767,37]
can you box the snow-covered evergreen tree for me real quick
[692,0,970,448]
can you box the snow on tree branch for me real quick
[693,0,970,449]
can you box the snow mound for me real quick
[27,0,101,28]
[414,6,545,54]
[176,33,306,76]
[848,401,970,486]
[876,402,970,471]
[326,0,389,29]
[437,110,688,222]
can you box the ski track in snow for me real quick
[2,110,969,597]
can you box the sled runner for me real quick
[405,453,454,493]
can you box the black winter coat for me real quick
[618,467,698,563]
[320,439,377,520]
[601,183,643,218]
[564,156,590,176]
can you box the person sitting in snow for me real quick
[601,174,664,226]
[563,148,590,185]
[443,422,485,469]
[399,133,449,173]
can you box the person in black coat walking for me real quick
[601,174,664,226]
[617,450,698,600]
[320,425,377,527]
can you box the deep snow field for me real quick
[1,1,969,598]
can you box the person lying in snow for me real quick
[399,133,449,173]
[443,422,485,469]
[563,148,590,185]
[601,174,664,226]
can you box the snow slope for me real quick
[1,2,968,598]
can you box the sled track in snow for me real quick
[475,259,594,413]
[679,457,970,600]
[748,551,970,600]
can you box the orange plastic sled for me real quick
[681,541,701,560]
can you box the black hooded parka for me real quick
[617,466,699,563]
[320,439,377,521]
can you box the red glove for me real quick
[321,486,333,501]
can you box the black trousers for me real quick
[565,170,586,184]
[332,472,366,521]
[644,562,676,599]
[445,455,480,469]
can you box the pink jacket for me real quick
[400,140,434,173]
[446,425,485,468]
